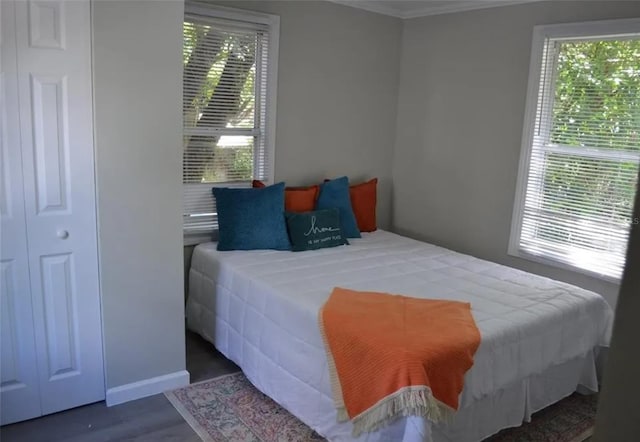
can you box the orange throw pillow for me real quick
[349,178,377,232]
[252,180,319,213]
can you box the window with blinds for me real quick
[182,5,278,242]
[510,20,640,281]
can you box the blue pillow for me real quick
[212,183,291,251]
[315,176,361,238]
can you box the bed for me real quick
[186,230,612,442]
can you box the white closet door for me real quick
[0,0,43,425]
[14,0,105,414]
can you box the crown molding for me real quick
[329,0,407,18]
[329,1,541,19]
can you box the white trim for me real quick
[510,248,621,285]
[186,2,277,26]
[540,144,640,163]
[184,233,214,246]
[531,17,640,41]
[328,0,407,18]
[508,23,546,259]
[89,0,109,401]
[184,127,260,137]
[106,370,190,407]
[265,14,279,186]
[508,18,640,282]
[328,0,540,19]
[398,0,540,19]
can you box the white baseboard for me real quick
[106,370,190,407]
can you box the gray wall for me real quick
[392,1,640,307]
[212,1,402,229]
[184,1,403,294]
[93,0,186,388]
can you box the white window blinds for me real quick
[183,6,277,242]
[511,21,640,281]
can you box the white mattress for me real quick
[186,230,612,441]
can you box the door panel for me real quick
[28,0,66,49]
[40,252,79,380]
[0,0,43,425]
[1,262,20,384]
[30,74,71,214]
[14,0,105,415]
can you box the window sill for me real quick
[184,233,215,247]
[507,246,622,285]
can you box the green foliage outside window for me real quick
[540,39,640,244]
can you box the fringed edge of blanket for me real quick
[349,385,455,437]
[318,306,455,437]
[317,305,347,413]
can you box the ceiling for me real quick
[329,0,540,19]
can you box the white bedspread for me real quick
[186,230,612,441]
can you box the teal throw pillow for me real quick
[212,183,291,251]
[315,176,361,238]
[286,209,349,252]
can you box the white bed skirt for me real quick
[189,314,598,442]
[430,350,598,441]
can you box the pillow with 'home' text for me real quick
[286,208,349,252]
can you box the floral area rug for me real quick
[165,372,595,442]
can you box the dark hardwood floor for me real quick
[0,331,240,442]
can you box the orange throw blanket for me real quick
[319,287,481,436]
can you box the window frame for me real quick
[183,2,279,245]
[509,18,640,283]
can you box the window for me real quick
[510,19,640,281]
[182,4,279,243]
